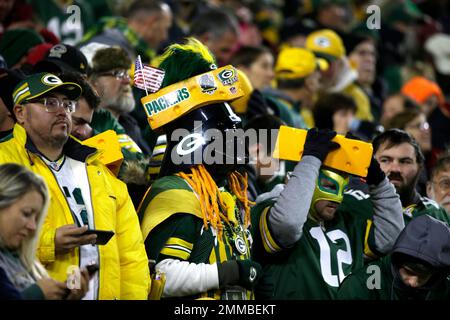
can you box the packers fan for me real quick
[251,128,405,299]
[138,38,306,300]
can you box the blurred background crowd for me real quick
[2,0,449,187]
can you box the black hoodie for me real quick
[338,214,450,300]
[390,214,450,299]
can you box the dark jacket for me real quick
[0,267,22,300]
[392,214,450,270]
[338,215,450,300]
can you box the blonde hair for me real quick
[176,165,254,236]
[0,163,49,279]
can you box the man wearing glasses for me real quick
[89,46,151,154]
[0,72,150,299]
[427,150,450,215]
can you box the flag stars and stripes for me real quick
[134,55,165,94]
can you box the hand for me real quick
[366,156,386,186]
[235,259,262,290]
[302,128,340,162]
[36,278,68,300]
[345,132,385,184]
[55,225,97,255]
[65,268,90,300]
[218,259,262,290]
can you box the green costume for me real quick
[139,175,255,300]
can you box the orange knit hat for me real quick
[401,76,444,107]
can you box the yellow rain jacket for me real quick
[0,124,150,299]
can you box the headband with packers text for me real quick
[140,65,244,130]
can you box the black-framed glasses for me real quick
[24,97,77,114]
[98,69,130,80]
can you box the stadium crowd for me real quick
[0,0,449,300]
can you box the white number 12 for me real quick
[309,227,353,287]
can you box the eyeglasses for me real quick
[432,179,450,193]
[406,121,430,131]
[98,69,130,81]
[25,97,77,114]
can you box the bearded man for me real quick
[89,46,150,154]
[373,129,450,225]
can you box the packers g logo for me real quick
[234,235,247,255]
[176,133,204,156]
[314,36,331,48]
[42,74,63,85]
[217,68,238,86]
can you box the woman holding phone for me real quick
[0,163,90,299]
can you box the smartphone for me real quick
[82,229,114,245]
[86,264,99,276]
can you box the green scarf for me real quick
[81,17,155,62]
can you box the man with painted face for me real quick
[373,129,450,225]
[251,127,404,299]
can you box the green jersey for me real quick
[28,0,95,45]
[253,190,378,299]
[139,175,254,300]
[403,196,450,225]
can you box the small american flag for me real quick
[134,55,165,94]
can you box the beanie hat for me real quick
[91,46,131,74]
[0,29,44,67]
[26,43,53,65]
[401,76,444,108]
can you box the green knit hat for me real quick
[0,29,44,67]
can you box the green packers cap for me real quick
[12,72,82,105]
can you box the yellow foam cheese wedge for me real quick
[273,126,373,177]
[82,130,124,176]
